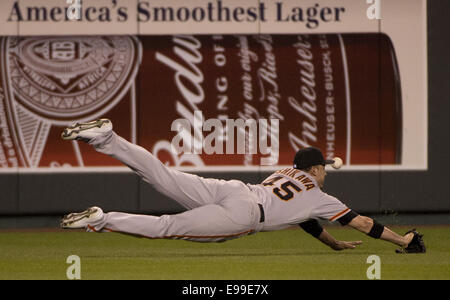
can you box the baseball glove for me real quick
[395,228,426,253]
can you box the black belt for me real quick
[258,204,265,223]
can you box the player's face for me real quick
[314,165,327,188]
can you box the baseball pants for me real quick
[85,130,263,242]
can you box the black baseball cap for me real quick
[293,147,335,170]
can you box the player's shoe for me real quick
[61,206,104,229]
[395,228,426,253]
[61,119,112,142]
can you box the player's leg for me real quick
[61,181,263,242]
[94,131,228,209]
[79,198,261,243]
[60,165,265,242]
[62,120,222,210]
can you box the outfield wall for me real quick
[0,0,448,217]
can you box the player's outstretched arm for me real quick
[347,215,412,247]
[317,229,363,251]
[299,219,362,251]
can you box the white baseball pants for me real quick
[85,131,263,242]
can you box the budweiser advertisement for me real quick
[0,33,424,172]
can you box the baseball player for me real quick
[60,119,425,253]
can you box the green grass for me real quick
[0,226,449,280]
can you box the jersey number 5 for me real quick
[263,177,302,201]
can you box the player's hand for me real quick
[331,240,363,251]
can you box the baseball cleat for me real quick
[395,228,426,254]
[61,119,112,141]
[61,206,104,229]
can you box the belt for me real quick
[258,204,265,223]
[247,184,265,223]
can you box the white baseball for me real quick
[332,157,343,169]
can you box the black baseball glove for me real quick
[395,228,426,253]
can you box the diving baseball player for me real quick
[60,119,425,253]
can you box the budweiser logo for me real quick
[0,34,402,170]
[9,36,139,123]
[152,35,207,166]
[0,36,141,168]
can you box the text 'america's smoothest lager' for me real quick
[0,34,401,169]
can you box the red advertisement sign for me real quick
[0,34,401,170]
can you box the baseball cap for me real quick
[293,147,335,170]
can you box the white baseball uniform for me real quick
[85,130,351,242]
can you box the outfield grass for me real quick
[0,226,449,280]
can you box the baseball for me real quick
[332,157,343,169]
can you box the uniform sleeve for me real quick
[311,192,351,222]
